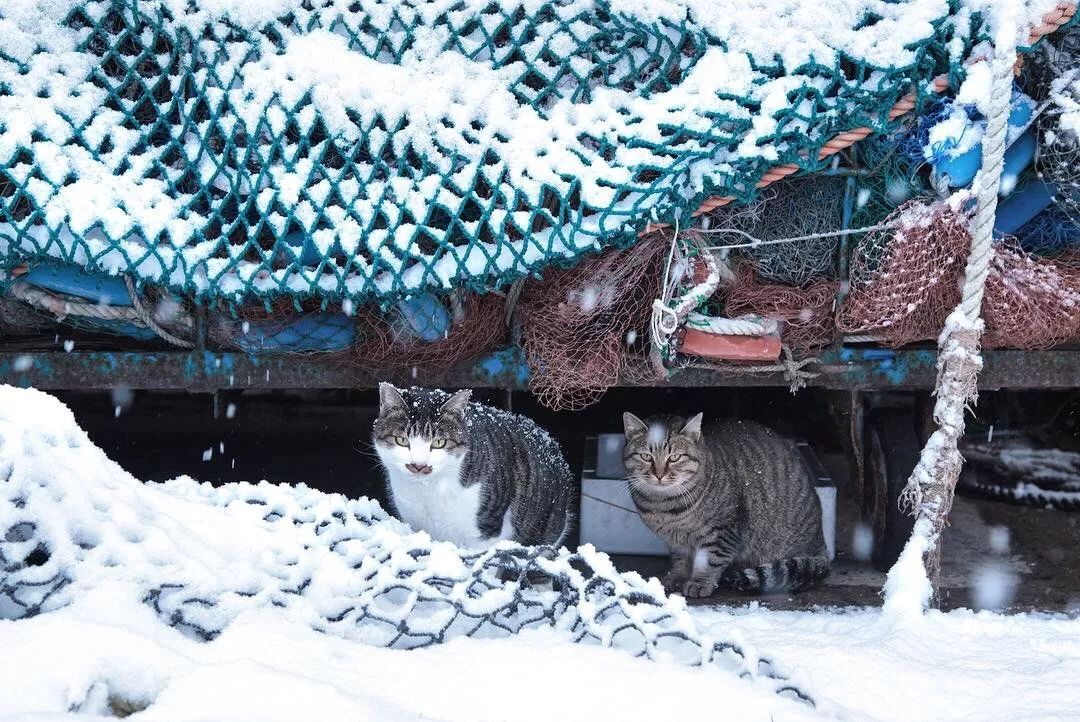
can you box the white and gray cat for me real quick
[623,412,829,597]
[373,383,574,549]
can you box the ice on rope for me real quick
[0,385,814,706]
[0,0,1064,304]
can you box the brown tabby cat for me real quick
[622,412,828,597]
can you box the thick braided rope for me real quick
[649,233,720,376]
[124,277,195,349]
[684,314,774,336]
[6,278,194,348]
[7,281,143,324]
[893,5,1020,608]
[959,57,1015,320]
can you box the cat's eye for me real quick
[431,438,447,449]
[638,452,653,462]
[669,454,685,462]
[394,435,409,447]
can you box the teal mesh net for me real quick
[0,0,1038,306]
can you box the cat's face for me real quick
[373,383,471,480]
[622,412,704,489]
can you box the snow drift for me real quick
[0,385,814,708]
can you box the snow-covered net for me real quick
[0,0,1052,307]
[837,200,972,347]
[0,385,814,706]
[1032,22,1080,227]
[838,199,1080,349]
[982,243,1080,349]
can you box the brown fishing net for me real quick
[982,245,1080,349]
[516,231,669,410]
[837,200,970,347]
[838,200,1080,349]
[722,265,840,356]
[351,291,506,374]
[208,298,355,354]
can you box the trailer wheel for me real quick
[864,409,919,571]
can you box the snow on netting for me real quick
[0,386,814,706]
[1032,20,1080,230]
[836,199,1080,349]
[0,0,1060,306]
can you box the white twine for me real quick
[699,222,895,252]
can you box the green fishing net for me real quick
[0,0,1043,307]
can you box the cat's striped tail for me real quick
[721,556,829,593]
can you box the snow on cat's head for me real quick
[372,383,471,480]
[621,412,705,488]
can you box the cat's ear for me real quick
[378,382,406,415]
[680,413,704,442]
[440,389,472,417]
[622,412,648,439]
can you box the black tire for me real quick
[863,409,919,571]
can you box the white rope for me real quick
[684,312,777,336]
[7,279,195,349]
[647,224,722,376]
[699,222,895,252]
[9,282,145,323]
[125,277,196,348]
[891,6,1020,608]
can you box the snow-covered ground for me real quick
[3,385,1080,722]
[5,586,1080,721]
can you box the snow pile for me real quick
[0,0,1064,303]
[1,601,821,721]
[697,604,1080,722]
[0,386,814,707]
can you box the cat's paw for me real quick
[661,572,688,593]
[682,578,718,598]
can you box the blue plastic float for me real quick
[392,293,451,342]
[235,313,356,353]
[22,263,132,307]
[927,89,1038,190]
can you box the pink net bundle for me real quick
[837,200,970,347]
[517,231,669,410]
[351,292,506,373]
[982,245,1080,349]
[722,265,840,355]
[838,199,1080,349]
